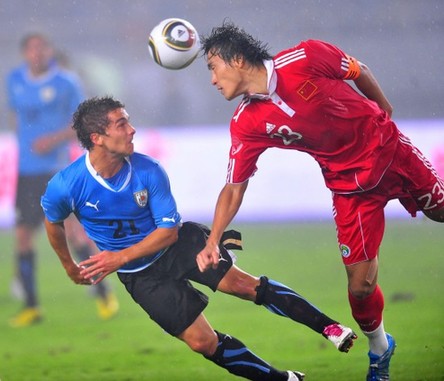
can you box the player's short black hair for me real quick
[72,96,125,150]
[200,21,272,66]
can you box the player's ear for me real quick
[90,132,103,146]
[233,55,246,69]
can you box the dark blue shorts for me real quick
[16,173,53,227]
[117,222,236,336]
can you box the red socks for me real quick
[348,285,384,332]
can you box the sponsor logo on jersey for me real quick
[269,125,303,145]
[339,243,351,258]
[134,189,148,208]
[266,122,276,134]
[85,200,100,211]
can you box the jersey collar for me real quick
[247,59,295,117]
[85,152,132,192]
[247,60,276,100]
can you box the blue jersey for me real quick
[41,152,182,273]
[6,63,83,174]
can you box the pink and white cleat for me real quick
[323,323,357,353]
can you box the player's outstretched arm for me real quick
[353,62,393,117]
[44,218,91,285]
[197,181,248,272]
[79,226,179,284]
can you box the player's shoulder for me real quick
[129,152,160,168]
[53,67,82,86]
[56,154,88,183]
[275,39,334,59]
[7,64,26,82]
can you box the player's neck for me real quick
[89,152,126,179]
[246,65,268,96]
[28,63,51,78]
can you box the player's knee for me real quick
[186,333,218,356]
[348,280,375,299]
[348,277,376,299]
[423,208,444,223]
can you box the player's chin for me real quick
[126,143,134,155]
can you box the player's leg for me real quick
[9,175,45,327]
[175,222,355,352]
[14,223,38,307]
[334,192,395,380]
[346,258,396,381]
[423,207,444,222]
[395,132,444,223]
[217,265,356,352]
[118,263,304,380]
[178,313,304,381]
[345,258,389,353]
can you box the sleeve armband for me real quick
[342,54,361,80]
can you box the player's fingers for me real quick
[196,254,208,272]
[210,249,220,269]
[91,273,106,285]
[197,250,214,272]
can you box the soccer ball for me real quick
[148,18,200,70]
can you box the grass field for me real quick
[0,219,442,381]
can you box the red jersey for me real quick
[227,39,400,193]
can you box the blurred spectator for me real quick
[6,33,119,327]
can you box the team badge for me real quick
[339,243,351,258]
[40,86,56,103]
[134,189,148,207]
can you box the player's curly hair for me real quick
[200,21,272,66]
[72,96,125,150]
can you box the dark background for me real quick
[1,0,443,128]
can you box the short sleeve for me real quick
[145,162,181,228]
[41,172,73,222]
[304,39,361,80]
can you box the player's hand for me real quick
[79,250,123,284]
[196,243,220,272]
[65,263,93,285]
[33,135,57,154]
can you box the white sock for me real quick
[363,322,388,356]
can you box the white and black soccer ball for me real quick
[148,18,200,70]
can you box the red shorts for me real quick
[333,133,444,266]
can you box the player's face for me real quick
[23,36,53,75]
[101,108,136,156]
[206,52,245,101]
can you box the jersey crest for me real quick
[133,189,148,207]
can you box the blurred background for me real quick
[1,0,443,128]
[0,0,443,224]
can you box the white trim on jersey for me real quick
[274,48,306,69]
[85,152,132,192]
[340,57,351,73]
[233,98,251,122]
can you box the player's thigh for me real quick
[118,269,208,337]
[333,192,386,266]
[396,135,444,217]
[168,221,235,291]
[345,257,379,297]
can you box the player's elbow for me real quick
[165,226,180,246]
